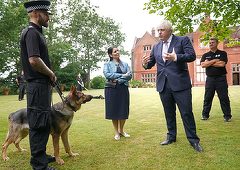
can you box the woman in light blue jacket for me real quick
[103,46,132,140]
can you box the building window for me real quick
[196,58,206,82]
[141,74,156,83]
[143,45,152,51]
[232,63,240,72]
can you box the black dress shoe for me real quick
[45,166,58,170]
[191,143,203,152]
[47,155,55,163]
[160,139,176,145]
[201,116,208,120]
[224,117,231,122]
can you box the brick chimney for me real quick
[151,27,155,37]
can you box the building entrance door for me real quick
[233,73,239,85]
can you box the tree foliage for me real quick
[0,0,127,90]
[0,0,29,77]
[44,0,74,72]
[61,0,127,88]
[144,0,240,44]
[0,0,72,77]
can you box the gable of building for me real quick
[132,31,159,51]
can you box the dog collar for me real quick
[64,99,77,112]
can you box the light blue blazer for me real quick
[103,60,132,87]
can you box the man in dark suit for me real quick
[142,20,203,152]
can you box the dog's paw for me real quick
[20,149,27,152]
[56,158,64,165]
[71,153,79,157]
[3,157,10,161]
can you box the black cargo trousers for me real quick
[27,79,51,170]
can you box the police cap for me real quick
[24,0,52,14]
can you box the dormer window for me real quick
[143,45,152,51]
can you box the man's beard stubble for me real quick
[38,14,48,28]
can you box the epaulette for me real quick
[21,26,34,41]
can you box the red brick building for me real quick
[131,28,158,83]
[131,25,240,86]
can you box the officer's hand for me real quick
[50,73,57,83]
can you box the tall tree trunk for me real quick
[86,70,91,89]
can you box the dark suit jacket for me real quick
[145,34,196,92]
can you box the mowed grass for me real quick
[0,86,240,170]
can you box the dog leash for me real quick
[51,80,105,112]
[51,80,65,103]
[51,80,72,112]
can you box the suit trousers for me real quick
[202,75,231,118]
[159,79,200,144]
[27,81,51,170]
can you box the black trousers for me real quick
[202,75,231,119]
[77,83,82,91]
[159,79,200,144]
[26,80,51,170]
[18,83,25,100]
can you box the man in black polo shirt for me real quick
[15,70,25,101]
[20,1,57,170]
[200,37,232,122]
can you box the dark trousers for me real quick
[26,81,51,170]
[202,75,231,118]
[159,79,200,144]
[18,83,25,100]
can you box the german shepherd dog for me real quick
[2,84,93,165]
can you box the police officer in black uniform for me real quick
[200,37,232,122]
[16,70,25,101]
[76,73,84,91]
[20,1,57,170]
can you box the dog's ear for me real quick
[70,84,74,93]
[70,84,77,94]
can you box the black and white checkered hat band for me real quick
[27,5,50,13]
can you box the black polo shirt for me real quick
[20,22,51,81]
[200,49,227,76]
[17,74,25,83]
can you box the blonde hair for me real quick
[157,20,173,33]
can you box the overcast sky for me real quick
[89,0,163,78]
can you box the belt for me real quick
[207,74,226,79]
[28,79,50,84]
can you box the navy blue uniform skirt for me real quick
[105,83,129,120]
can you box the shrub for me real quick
[91,76,106,89]
[130,79,142,88]
[55,63,85,91]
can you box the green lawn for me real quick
[0,87,240,170]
